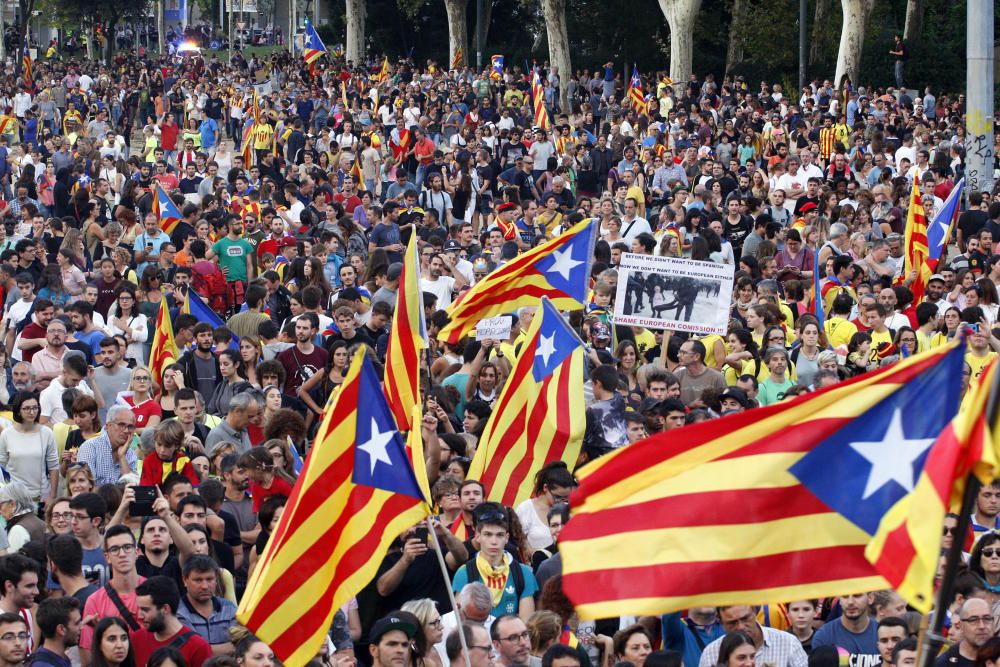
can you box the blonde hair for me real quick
[401,598,438,627]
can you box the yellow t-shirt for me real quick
[825,317,859,348]
[700,334,728,370]
[724,358,758,385]
[966,350,997,381]
[626,185,645,208]
[252,123,275,151]
[868,328,894,363]
[633,328,657,361]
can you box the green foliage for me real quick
[731,0,799,78]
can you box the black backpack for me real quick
[462,557,525,602]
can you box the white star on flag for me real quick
[537,333,557,368]
[848,407,934,500]
[546,245,583,281]
[358,418,395,475]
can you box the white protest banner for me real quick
[475,315,512,341]
[613,254,735,335]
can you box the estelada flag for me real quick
[238,349,430,666]
[149,297,179,384]
[467,297,586,507]
[561,342,965,618]
[437,219,597,345]
[152,182,183,236]
[302,22,328,65]
[384,234,428,431]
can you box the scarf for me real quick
[475,552,511,607]
[159,455,192,483]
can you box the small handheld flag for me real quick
[490,54,504,81]
[152,182,183,236]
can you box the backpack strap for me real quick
[103,583,140,632]
[168,630,196,650]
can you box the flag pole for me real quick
[425,515,473,667]
[918,356,1000,667]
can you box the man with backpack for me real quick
[207,214,254,316]
[451,503,538,620]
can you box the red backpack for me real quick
[190,260,230,314]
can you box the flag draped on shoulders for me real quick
[560,343,965,619]
[384,234,428,432]
[238,349,430,666]
[467,298,586,507]
[437,219,597,344]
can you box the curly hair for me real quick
[263,408,307,444]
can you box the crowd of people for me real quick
[0,30,990,667]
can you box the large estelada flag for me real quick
[238,349,430,666]
[560,342,965,618]
[152,182,182,236]
[384,233,428,431]
[437,219,597,344]
[467,297,586,507]
[532,66,550,130]
[302,22,328,65]
[149,297,179,384]
[903,180,929,301]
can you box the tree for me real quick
[903,0,925,40]
[834,0,874,85]
[37,0,149,63]
[443,0,468,68]
[346,0,367,62]
[540,0,571,111]
[725,0,744,74]
[13,0,36,78]
[657,0,702,83]
[809,0,834,65]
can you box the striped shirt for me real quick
[699,626,808,667]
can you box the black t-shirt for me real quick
[375,549,456,614]
[958,210,989,244]
[724,215,752,254]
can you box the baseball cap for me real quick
[928,274,945,283]
[277,237,297,248]
[638,397,663,414]
[444,240,461,252]
[370,615,417,644]
[386,263,403,280]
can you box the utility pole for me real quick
[475,0,484,70]
[966,0,995,196]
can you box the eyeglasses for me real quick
[428,619,444,630]
[0,633,29,642]
[105,543,136,555]
[110,422,136,431]
[961,616,994,626]
[501,632,530,643]
[982,548,1000,558]
[51,511,73,520]
[469,645,493,653]
[20,405,39,412]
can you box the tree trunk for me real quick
[809,0,830,64]
[903,0,925,40]
[540,0,571,112]
[657,0,702,84]
[443,0,468,68]
[156,0,165,54]
[834,0,874,86]
[725,0,744,75]
[345,0,366,64]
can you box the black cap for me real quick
[719,387,749,408]
[370,615,417,644]
[638,397,664,414]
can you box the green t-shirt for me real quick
[757,377,796,407]
[211,237,254,283]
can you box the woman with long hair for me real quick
[108,285,148,365]
[263,438,298,480]
[117,365,162,434]
[238,446,295,513]
[515,462,577,552]
[64,462,96,497]
[57,248,87,300]
[298,341,349,427]
[157,364,184,420]
[791,315,830,388]
[206,349,252,416]
[239,337,264,388]
[248,495,287,578]
[37,262,71,307]
[0,391,58,507]
[400,599,445,667]
[615,340,642,407]
[90,616,137,667]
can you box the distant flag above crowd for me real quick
[926,178,965,270]
[302,22,328,65]
[903,180,929,302]
[451,47,464,70]
[21,40,32,92]
[149,297,180,384]
[238,350,430,665]
[332,43,345,59]
[437,219,598,344]
[560,343,965,618]
[375,56,390,83]
[384,234,428,432]
[468,298,586,507]
[490,54,504,81]
[532,66,549,130]
[152,182,182,236]
[627,66,645,113]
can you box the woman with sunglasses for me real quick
[0,391,58,508]
[515,462,577,552]
[118,365,162,435]
[108,285,148,366]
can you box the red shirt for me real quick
[251,476,294,512]
[123,396,163,429]
[154,172,180,190]
[131,625,212,667]
[160,122,180,151]
[414,137,435,165]
[19,322,46,362]
[139,451,199,487]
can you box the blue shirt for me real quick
[662,613,725,667]
[452,558,538,618]
[812,618,879,667]
[200,118,219,150]
[76,328,107,357]
[133,231,171,276]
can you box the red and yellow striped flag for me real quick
[149,297,179,384]
[467,298,586,507]
[451,47,464,70]
[868,359,1000,611]
[560,343,964,619]
[350,153,366,192]
[903,180,929,302]
[384,234,428,431]
[238,349,431,666]
[532,67,549,130]
[437,219,597,345]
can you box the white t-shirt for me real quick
[621,217,652,244]
[776,172,808,213]
[420,275,457,310]
[40,377,95,423]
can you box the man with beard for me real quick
[133,576,212,667]
[812,593,879,667]
[176,556,237,655]
[29,597,82,667]
[934,598,993,667]
[10,363,35,393]
[277,313,327,401]
[91,338,131,421]
[177,323,221,401]
[220,454,258,549]
[421,253,466,310]
[0,614,29,667]
[208,214,254,308]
